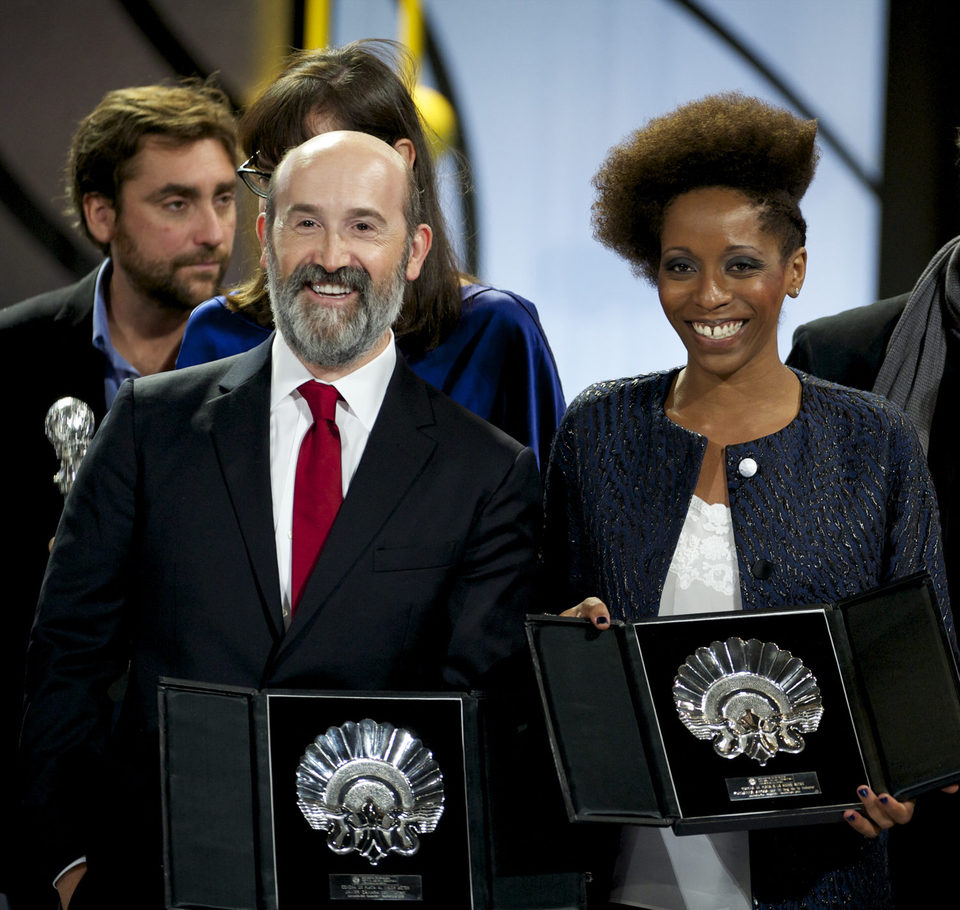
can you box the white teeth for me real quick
[692,321,743,339]
[309,282,351,296]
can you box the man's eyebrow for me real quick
[285,203,322,217]
[146,183,200,201]
[345,207,386,222]
[147,181,238,202]
[282,204,387,222]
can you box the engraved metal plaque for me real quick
[673,637,823,767]
[297,719,445,867]
[329,873,423,902]
[727,772,823,802]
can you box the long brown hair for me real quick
[230,40,462,357]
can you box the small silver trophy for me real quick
[45,397,95,497]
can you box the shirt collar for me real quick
[270,330,397,431]
[91,258,113,351]
[91,258,139,376]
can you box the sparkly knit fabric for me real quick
[542,367,954,909]
[544,368,951,631]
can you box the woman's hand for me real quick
[560,596,610,628]
[844,786,915,837]
[845,783,959,838]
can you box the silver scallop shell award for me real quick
[673,637,823,767]
[296,719,445,865]
[44,397,94,497]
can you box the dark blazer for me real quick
[786,294,908,388]
[20,337,541,900]
[787,295,960,910]
[0,267,108,626]
[786,293,957,606]
[0,268,107,899]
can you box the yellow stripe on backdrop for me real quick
[304,0,332,51]
[252,0,299,101]
[397,0,458,156]
[398,0,425,70]
[297,0,456,158]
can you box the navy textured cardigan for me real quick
[544,368,952,641]
[541,367,954,910]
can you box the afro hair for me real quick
[592,92,819,283]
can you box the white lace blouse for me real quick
[610,496,751,910]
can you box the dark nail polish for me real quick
[596,617,609,625]
[879,796,888,804]
[858,787,869,798]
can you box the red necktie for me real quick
[291,381,342,611]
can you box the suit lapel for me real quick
[205,340,284,639]
[279,358,437,652]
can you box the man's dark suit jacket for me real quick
[0,268,107,899]
[786,293,957,603]
[786,294,908,390]
[787,294,959,909]
[20,337,541,905]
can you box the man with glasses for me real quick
[0,80,237,908]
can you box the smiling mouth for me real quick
[691,320,744,339]
[308,281,353,298]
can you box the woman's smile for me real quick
[690,319,745,340]
[658,187,806,379]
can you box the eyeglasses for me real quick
[237,153,272,198]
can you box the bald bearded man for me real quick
[21,132,540,909]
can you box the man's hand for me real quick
[55,861,86,909]
[560,596,610,628]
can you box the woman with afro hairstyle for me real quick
[541,92,955,909]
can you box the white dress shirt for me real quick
[270,331,396,624]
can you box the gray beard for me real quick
[266,248,406,369]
